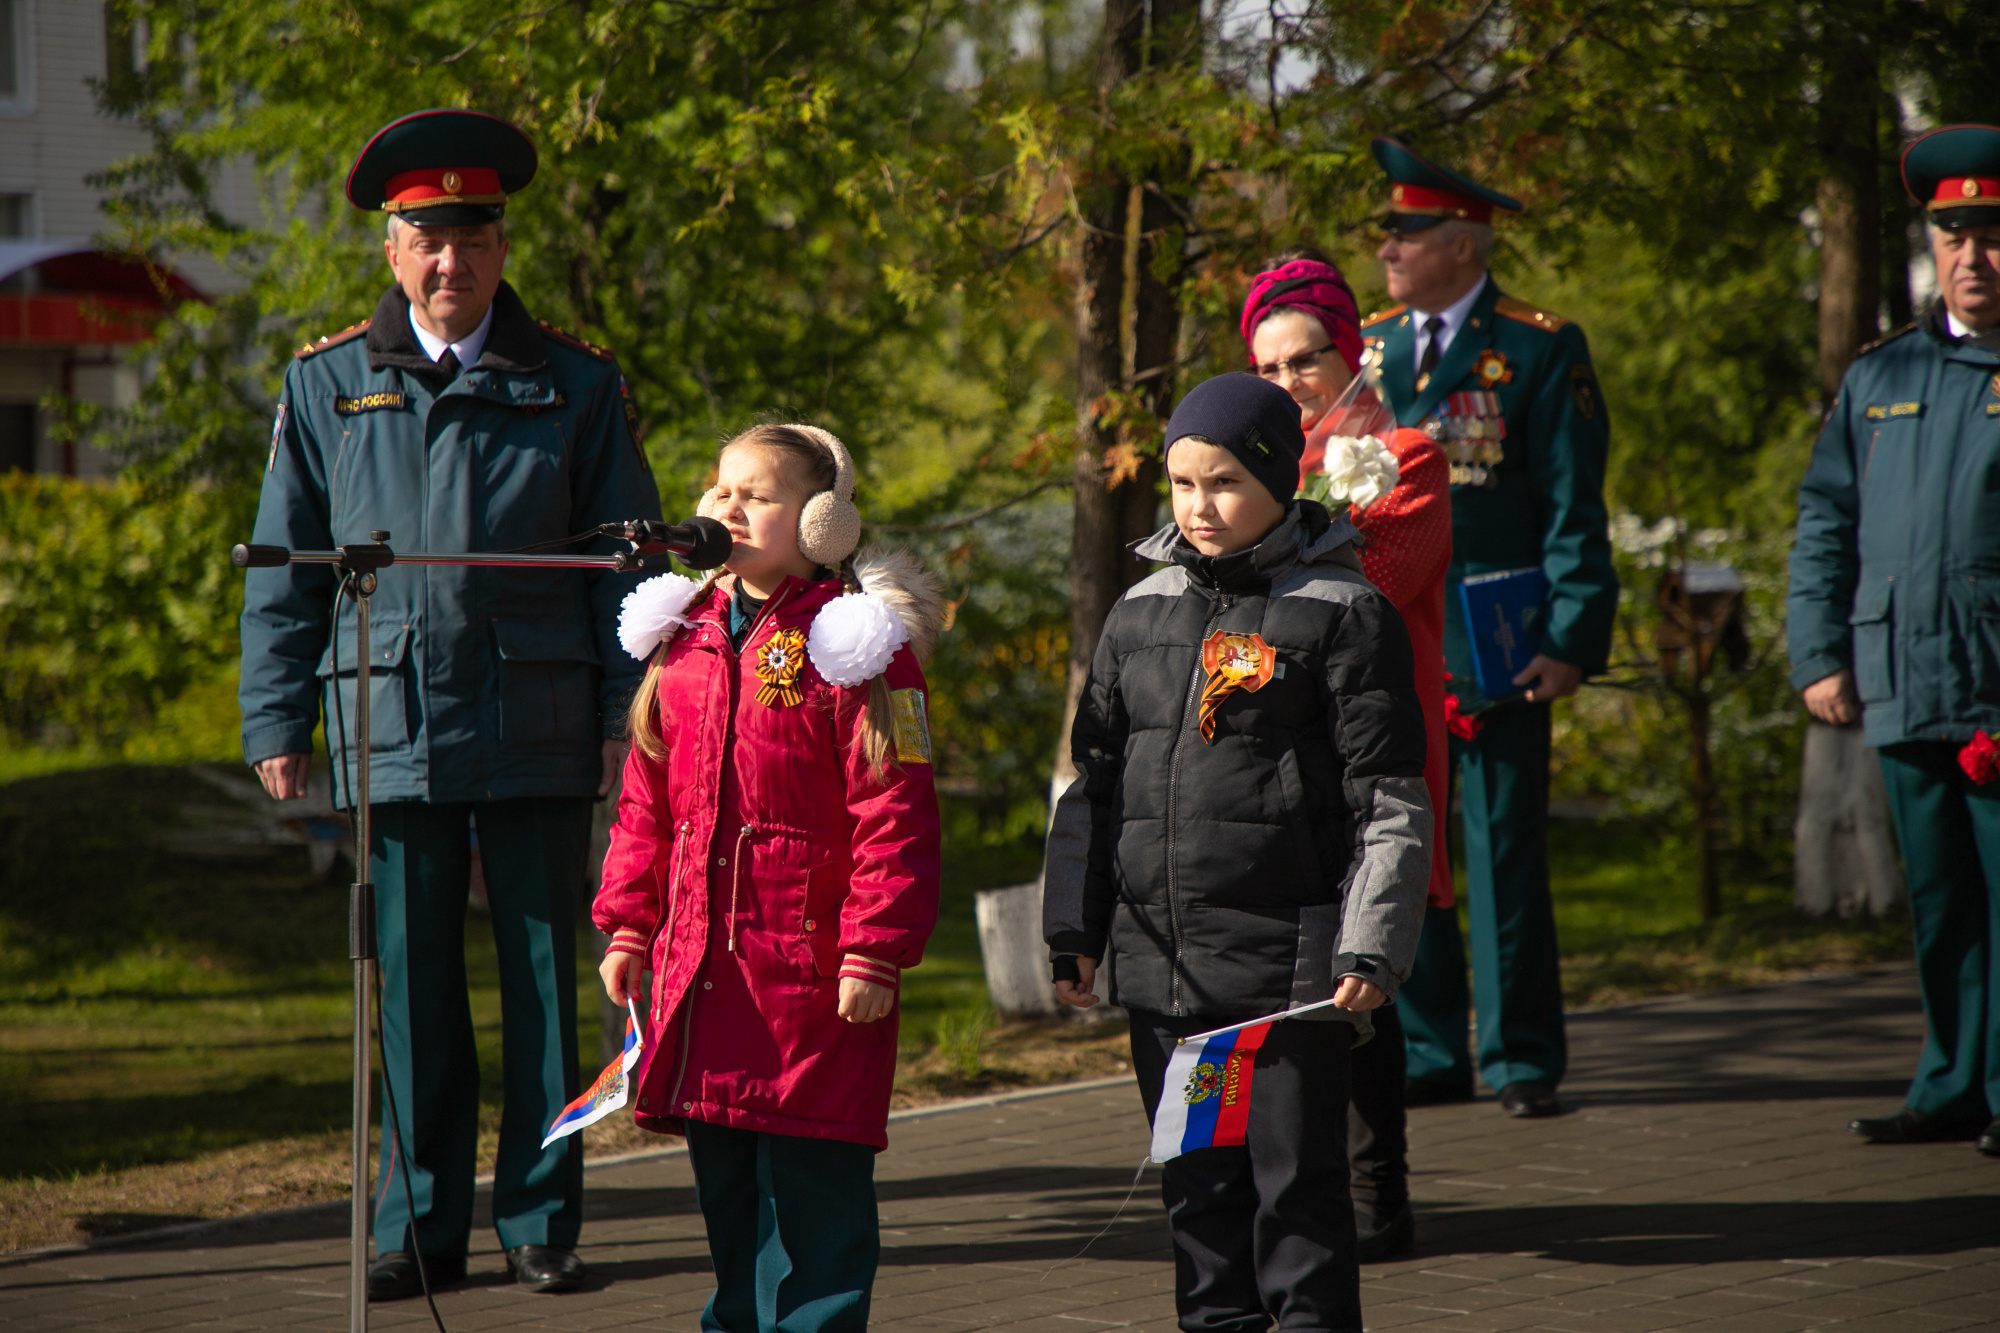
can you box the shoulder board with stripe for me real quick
[1360,304,1407,329]
[1853,321,1917,360]
[1493,297,1571,333]
[536,319,617,363]
[294,320,369,359]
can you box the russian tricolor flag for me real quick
[1150,1020,1273,1162]
[541,1000,644,1148]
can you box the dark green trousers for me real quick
[370,798,590,1259]
[1878,742,2000,1120]
[1399,701,1568,1091]
[684,1121,879,1333]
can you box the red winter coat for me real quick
[1304,419,1454,909]
[592,574,941,1149]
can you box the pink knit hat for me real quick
[1240,259,1363,374]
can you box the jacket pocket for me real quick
[1276,748,1328,897]
[492,619,601,750]
[1848,580,1894,704]
[802,860,849,977]
[745,832,838,973]
[317,623,413,753]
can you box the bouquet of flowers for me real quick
[1301,433,1400,514]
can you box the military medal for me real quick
[1427,390,1508,489]
[1197,631,1277,743]
[1475,349,1513,388]
[753,628,808,707]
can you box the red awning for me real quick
[0,241,205,347]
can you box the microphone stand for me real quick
[230,528,690,1333]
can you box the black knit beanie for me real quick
[1163,372,1304,507]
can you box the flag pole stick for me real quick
[1177,994,1350,1046]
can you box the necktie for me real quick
[1416,316,1446,391]
[434,348,462,381]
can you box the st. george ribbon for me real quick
[229,517,728,1333]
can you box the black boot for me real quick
[506,1245,586,1293]
[366,1250,466,1302]
[1849,1107,1982,1143]
[1355,1196,1415,1263]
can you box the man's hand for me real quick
[1512,654,1584,703]
[1055,957,1100,1009]
[255,754,312,801]
[1332,976,1387,1011]
[599,739,629,798]
[1803,669,1860,726]
[838,977,896,1023]
[600,950,645,1006]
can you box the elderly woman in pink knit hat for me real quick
[1242,247,1455,1264]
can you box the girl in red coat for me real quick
[1244,250,1453,1263]
[594,424,943,1333]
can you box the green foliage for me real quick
[933,1004,994,1081]
[0,478,251,750]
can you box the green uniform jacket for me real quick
[1787,307,2000,749]
[1363,276,1617,710]
[239,282,663,806]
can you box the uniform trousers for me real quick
[370,797,591,1260]
[1130,1012,1361,1333]
[1400,701,1568,1092]
[1878,742,2000,1121]
[684,1120,880,1333]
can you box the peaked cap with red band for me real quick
[346,109,538,227]
[1901,124,2000,230]
[1371,136,1523,234]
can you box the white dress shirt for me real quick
[1948,309,1977,339]
[409,300,494,373]
[1409,273,1491,374]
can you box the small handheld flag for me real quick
[1150,1021,1273,1162]
[542,1000,644,1148]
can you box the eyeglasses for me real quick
[1254,344,1335,382]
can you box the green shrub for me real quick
[0,476,251,750]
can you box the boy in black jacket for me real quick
[1045,372,1432,1333]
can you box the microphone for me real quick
[617,516,733,570]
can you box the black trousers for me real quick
[1131,1012,1361,1333]
[1346,1003,1409,1217]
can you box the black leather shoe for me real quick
[506,1244,586,1293]
[1500,1081,1561,1118]
[1978,1117,2000,1158]
[1404,1077,1474,1108]
[1849,1107,1981,1144]
[1355,1198,1415,1263]
[366,1250,465,1302]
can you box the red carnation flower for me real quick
[1444,690,1482,742]
[1960,731,2000,785]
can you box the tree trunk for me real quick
[1815,9,1881,407]
[1687,686,1719,924]
[1052,0,1199,790]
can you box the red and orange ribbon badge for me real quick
[1475,349,1513,388]
[1197,630,1276,743]
[754,629,808,707]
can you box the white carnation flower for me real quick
[808,593,909,688]
[618,573,700,661]
[1318,434,1401,511]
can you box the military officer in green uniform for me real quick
[239,110,664,1296]
[1790,124,2000,1159]
[1360,137,1617,1119]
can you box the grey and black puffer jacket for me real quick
[1043,501,1432,1025]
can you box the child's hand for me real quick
[1056,957,1100,1009]
[600,950,645,1006]
[1332,976,1386,1011]
[838,977,895,1023]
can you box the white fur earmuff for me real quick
[792,425,862,566]
[618,572,701,661]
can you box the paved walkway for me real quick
[4,966,1997,1332]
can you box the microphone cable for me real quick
[329,570,449,1333]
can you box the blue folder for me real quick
[1457,567,1549,699]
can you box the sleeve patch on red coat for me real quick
[891,689,931,764]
